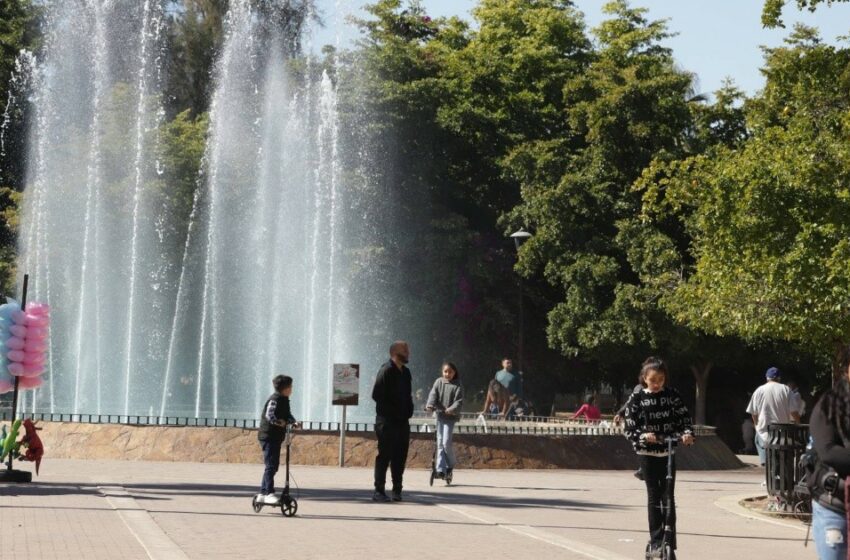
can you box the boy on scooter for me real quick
[257,375,298,505]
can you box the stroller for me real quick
[252,424,298,517]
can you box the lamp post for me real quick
[509,229,532,374]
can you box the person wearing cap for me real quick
[745,367,800,466]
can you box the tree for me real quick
[762,0,848,28]
[638,26,850,379]
[436,0,590,227]
[501,1,771,422]
[339,0,593,406]
[508,1,693,364]
[0,0,38,293]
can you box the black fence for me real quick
[0,410,717,437]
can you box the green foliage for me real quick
[164,0,227,116]
[437,0,590,222]
[163,0,316,116]
[762,0,847,28]
[153,109,209,246]
[0,0,38,294]
[638,27,850,372]
[510,1,694,363]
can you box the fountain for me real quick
[16,0,372,421]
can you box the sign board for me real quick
[332,363,359,406]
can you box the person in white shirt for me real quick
[746,367,800,466]
[787,380,806,420]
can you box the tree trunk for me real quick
[691,362,713,426]
[833,340,847,384]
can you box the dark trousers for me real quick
[374,419,410,492]
[260,439,281,495]
[640,454,677,548]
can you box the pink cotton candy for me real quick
[8,362,24,376]
[9,325,26,338]
[20,362,44,376]
[23,339,46,353]
[26,327,47,340]
[0,378,13,393]
[23,314,48,328]
[25,302,49,316]
[17,375,42,389]
[23,352,44,365]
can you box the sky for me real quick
[314,0,850,96]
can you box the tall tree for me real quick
[0,0,38,292]
[508,1,693,362]
[639,26,850,379]
[504,1,760,421]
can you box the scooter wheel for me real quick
[661,544,675,560]
[445,472,452,485]
[429,470,435,487]
[251,495,262,513]
[281,496,298,517]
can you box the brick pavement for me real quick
[0,458,812,559]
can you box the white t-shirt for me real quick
[789,389,806,417]
[746,381,793,442]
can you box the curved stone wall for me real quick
[33,422,743,470]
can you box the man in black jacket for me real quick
[372,340,414,502]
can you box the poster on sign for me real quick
[332,363,359,406]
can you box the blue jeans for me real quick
[813,502,847,560]
[260,440,281,495]
[755,433,766,465]
[436,417,456,473]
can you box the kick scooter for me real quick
[426,405,453,487]
[252,424,298,517]
[645,436,682,560]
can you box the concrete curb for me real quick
[714,493,808,533]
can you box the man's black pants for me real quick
[374,419,410,492]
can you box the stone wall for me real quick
[34,422,743,470]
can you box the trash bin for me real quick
[765,423,809,507]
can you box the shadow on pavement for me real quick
[123,482,623,512]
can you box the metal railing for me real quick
[411,410,571,424]
[0,411,716,437]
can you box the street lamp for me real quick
[509,229,532,375]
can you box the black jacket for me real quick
[810,397,850,512]
[372,360,414,423]
[258,393,296,443]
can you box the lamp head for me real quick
[510,228,532,251]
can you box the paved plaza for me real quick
[0,457,810,559]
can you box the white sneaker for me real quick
[263,493,280,505]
